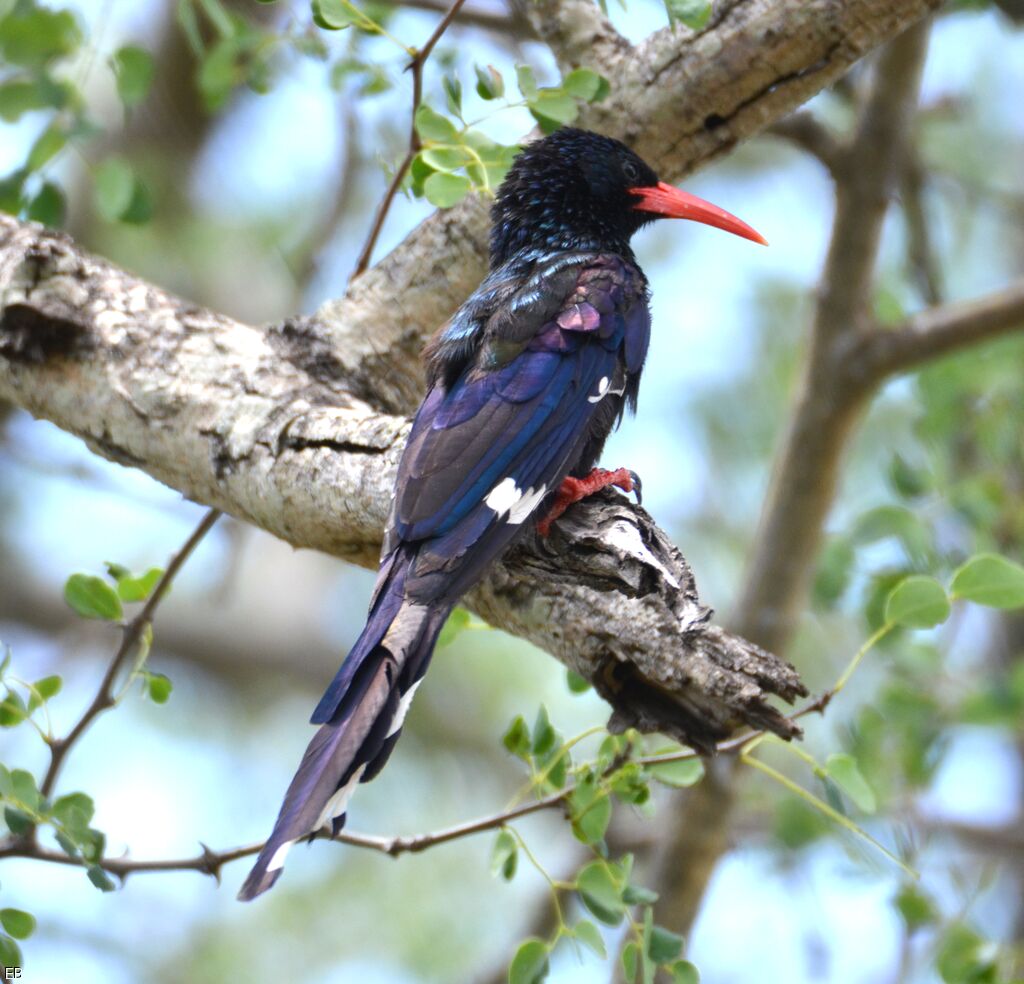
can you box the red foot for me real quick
[536,467,641,536]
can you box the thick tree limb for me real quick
[319,0,942,416]
[0,0,953,764]
[514,0,629,73]
[0,213,805,750]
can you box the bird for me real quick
[238,127,765,900]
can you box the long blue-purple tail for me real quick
[237,552,451,901]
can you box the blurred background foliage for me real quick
[1,0,1024,982]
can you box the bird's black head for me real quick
[489,127,765,267]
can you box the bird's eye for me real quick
[622,160,640,184]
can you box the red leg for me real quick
[536,467,640,536]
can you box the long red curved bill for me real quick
[631,181,767,245]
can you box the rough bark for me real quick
[0,213,805,750]
[318,0,943,416]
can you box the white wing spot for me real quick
[486,478,549,525]
[485,477,520,515]
[588,377,611,403]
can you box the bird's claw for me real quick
[627,470,642,506]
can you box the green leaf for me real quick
[889,453,929,499]
[0,764,11,796]
[490,828,517,880]
[414,104,458,143]
[0,909,35,940]
[0,690,28,727]
[574,919,606,958]
[894,885,937,931]
[852,505,932,563]
[105,561,130,580]
[531,705,556,757]
[87,864,116,892]
[622,941,640,983]
[669,961,701,984]
[198,39,242,110]
[508,938,549,984]
[146,673,173,704]
[443,75,462,117]
[475,64,504,100]
[64,573,123,621]
[647,924,684,964]
[515,64,537,100]
[53,791,96,830]
[0,80,51,122]
[4,807,33,836]
[566,669,591,694]
[112,45,154,107]
[951,553,1024,609]
[577,861,626,926]
[622,882,659,904]
[94,158,136,223]
[423,171,471,208]
[116,567,163,602]
[570,776,612,844]
[11,769,39,811]
[936,924,997,984]
[0,8,82,69]
[884,575,950,629]
[528,90,578,126]
[119,177,153,225]
[313,0,357,28]
[824,753,876,813]
[503,715,530,759]
[27,180,65,227]
[648,758,705,788]
[27,674,62,711]
[813,536,855,606]
[27,124,67,171]
[664,0,711,29]
[0,934,22,971]
[420,146,472,173]
[561,68,608,102]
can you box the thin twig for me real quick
[349,0,469,281]
[1,688,838,881]
[38,508,222,802]
[901,150,943,305]
[402,0,531,37]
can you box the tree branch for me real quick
[401,0,532,37]
[37,509,221,801]
[734,20,932,653]
[514,0,629,74]
[0,0,945,791]
[0,214,804,750]
[765,111,843,175]
[319,0,943,417]
[350,0,469,280]
[651,19,934,941]
[0,714,825,881]
[856,278,1024,381]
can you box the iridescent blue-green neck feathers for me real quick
[489,128,659,268]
